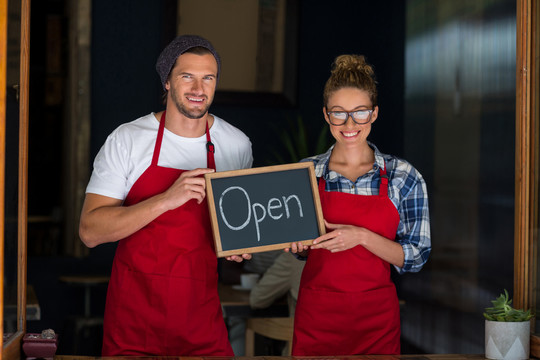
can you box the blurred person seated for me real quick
[250,252,305,316]
[225,250,281,356]
[249,252,305,355]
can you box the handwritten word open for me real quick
[218,186,304,242]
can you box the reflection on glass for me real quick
[3,86,19,340]
[2,0,21,343]
[402,0,516,353]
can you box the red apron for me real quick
[102,113,233,356]
[292,166,401,356]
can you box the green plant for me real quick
[267,115,332,165]
[483,289,533,322]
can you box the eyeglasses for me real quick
[327,109,374,125]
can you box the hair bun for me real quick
[332,55,374,78]
[323,54,378,107]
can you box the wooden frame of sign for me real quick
[205,162,325,257]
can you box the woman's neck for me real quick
[329,142,375,181]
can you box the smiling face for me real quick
[166,52,218,119]
[324,87,378,148]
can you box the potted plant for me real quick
[484,289,533,360]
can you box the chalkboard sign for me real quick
[205,162,325,257]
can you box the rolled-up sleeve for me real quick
[395,174,431,274]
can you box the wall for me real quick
[88,0,405,167]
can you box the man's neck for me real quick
[159,108,213,138]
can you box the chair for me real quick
[59,275,110,354]
[244,317,294,356]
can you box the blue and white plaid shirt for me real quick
[301,142,431,274]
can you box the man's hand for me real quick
[161,168,215,210]
[226,253,252,262]
[79,168,215,248]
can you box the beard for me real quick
[170,85,212,119]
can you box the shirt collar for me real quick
[371,142,386,171]
[313,146,333,179]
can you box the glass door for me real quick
[1,0,29,358]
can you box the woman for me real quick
[290,55,431,356]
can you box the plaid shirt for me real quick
[301,142,431,274]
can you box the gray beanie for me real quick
[156,34,221,90]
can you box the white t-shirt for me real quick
[86,113,253,200]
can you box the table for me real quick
[218,282,290,356]
[218,282,251,307]
[58,275,110,354]
[3,284,41,333]
[59,275,110,318]
[218,282,288,318]
[26,285,41,320]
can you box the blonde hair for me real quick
[323,55,378,107]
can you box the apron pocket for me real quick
[294,286,400,355]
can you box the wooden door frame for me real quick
[0,0,29,358]
[515,0,539,356]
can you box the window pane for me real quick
[2,0,21,340]
[401,0,516,353]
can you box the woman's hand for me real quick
[310,220,365,253]
[284,241,310,257]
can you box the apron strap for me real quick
[378,163,389,197]
[151,111,167,166]
[152,111,216,170]
[206,120,216,170]
[318,175,326,193]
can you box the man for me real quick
[79,35,253,356]
[227,251,302,356]
[249,251,305,355]
[249,252,304,317]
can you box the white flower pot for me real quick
[485,319,530,360]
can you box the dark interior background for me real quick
[18,0,516,356]
[27,0,405,342]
